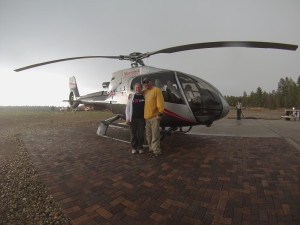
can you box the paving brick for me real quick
[96,207,113,219]
[85,204,100,214]
[72,214,91,225]
[22,125,300,225]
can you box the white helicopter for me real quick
[15,41,298,138]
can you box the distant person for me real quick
[125,83,145,154]
[236,100,242,120]
[292,107,296,118]
[143,77,165,156]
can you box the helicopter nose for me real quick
[220,95,230,119]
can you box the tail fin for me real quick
[69,76,80,97]
[68,76,80,109]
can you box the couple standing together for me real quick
[125,78,165,156]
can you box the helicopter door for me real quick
[128,71,198,125]
[177,73,223,123]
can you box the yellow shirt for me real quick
[144,86,165,119]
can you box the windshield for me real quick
[177,73,223,122]
[178,73,222,107]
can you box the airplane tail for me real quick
[68,76,80,109]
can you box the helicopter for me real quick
[15,41,298,138]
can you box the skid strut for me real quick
[97,114,125,136]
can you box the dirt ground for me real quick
[0,110,115,161]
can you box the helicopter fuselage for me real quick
[70,66,229,128]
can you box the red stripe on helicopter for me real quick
[164,108,198,124]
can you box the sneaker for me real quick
[139,149,144,154]
[132,149,137,154]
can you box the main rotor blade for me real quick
[145,41,298,58]
[14,41,298,72]
[14,55,125,72]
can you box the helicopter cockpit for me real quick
[129,70,229,125]
[177,73,227,122]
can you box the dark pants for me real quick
[129,118,145,150]
[237,109,242,120]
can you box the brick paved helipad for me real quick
[22,124,300,225]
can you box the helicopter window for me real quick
[196,79,222,106]
[178,73,222,107]
[130,76,142,90]
[142,72,184,104]
[154,79,164,89]
[183,83,202,104]
[178,75,202,106]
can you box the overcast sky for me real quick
[1,0,300,106]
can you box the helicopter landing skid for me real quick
[97,114,126,136]
[160,126,192,140]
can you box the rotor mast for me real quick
[128,52,145,67]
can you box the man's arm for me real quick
[156,88,165,115]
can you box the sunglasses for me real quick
[143,80,151,84]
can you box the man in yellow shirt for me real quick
[142,77,165,156]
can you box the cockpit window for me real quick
[130,76,142,90]
[178,75,202,105]
[183,83,202,104]
[178,73,222,107]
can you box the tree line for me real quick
[225,76,300,109]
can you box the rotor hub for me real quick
[129,52,145,67]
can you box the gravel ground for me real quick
[0,108,293,224]
[0,110,112,225]
[0,133,72,225]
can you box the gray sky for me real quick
[1,0,300,106]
